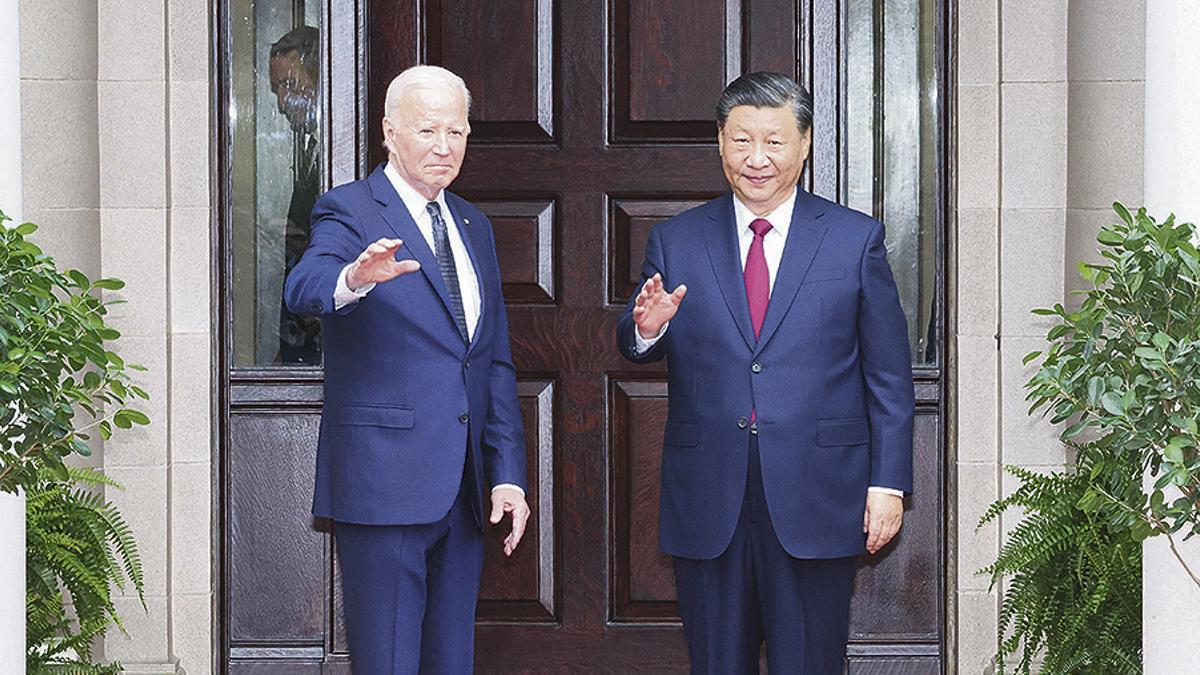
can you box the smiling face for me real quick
[717,104,811,216]
[382,85,470,201]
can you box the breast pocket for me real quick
[802,266,846,284]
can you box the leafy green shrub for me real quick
[980,203,1198,673]
[26,466,143,673]
[0,211,149,492]
[0,211,151,672]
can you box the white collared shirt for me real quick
[632,188,902,497]
[333,162,481,342]
[333,165,524,498]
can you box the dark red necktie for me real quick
[744,218,772,338]
[745,218,772,423]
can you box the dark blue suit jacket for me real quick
[285,164,526,527]
[617,191,914,559]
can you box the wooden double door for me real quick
[220,0,947,671]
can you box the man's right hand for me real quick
[345,238,421,289]
[633,273,687,339]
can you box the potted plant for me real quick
[981,203,1200,673]
[0,211,150,671]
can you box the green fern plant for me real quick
[979,457,1142,674]
[26,465,144,673]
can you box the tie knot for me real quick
[750,218,773,237]
[426,201,442,219]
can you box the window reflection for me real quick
[846,0,940,366]
[230,2,322,367]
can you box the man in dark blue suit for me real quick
[617,72,915,673]
[285,65,529,673]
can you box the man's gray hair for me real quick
[716,72,813,133]
[383,65,472,119]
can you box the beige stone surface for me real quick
[20,79,99,210]
[1067,80,1145,209]
[999,208,1065,336]
[957,462,1000,591]
[100,207,168,337]
[170,80,212,209]
[98,0,165,82]
[171,462,212,595]
[957,85,1000,209]
[999,336,1069,467]
[958,0,998,86]
[956,335,998,464]
[1001,83,1068,209]
[170,207,213,333]
[18,0,98,81]
[1001,0,1068,82]
[956,207,998,337]
[1067,0,1146,82]
[99,81,167,208]
[105,465,169,597]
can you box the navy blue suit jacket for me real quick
[285,164,526,527]
[617,191,914,559]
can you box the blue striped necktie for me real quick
[426,201,470,344]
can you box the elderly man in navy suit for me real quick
[617,72,915,673]
[286,65,529,674]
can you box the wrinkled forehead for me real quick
[395,85,468,123]
[721,104,804,136]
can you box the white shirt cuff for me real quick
[633,321,669,354]
[491,483,525,498]
[868,486,905,498]
[333,263,376,309]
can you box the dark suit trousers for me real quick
[335,466,483,675]
[673,435,858,674]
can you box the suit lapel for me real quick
[445,193,488,352]
[368,166,462,342]
[704,194,756,351]
[753,191,827,355]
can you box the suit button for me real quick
[737,416,749,429]
[751,362,763,374]
[310,301,322,312]
[459,412,470,424]
[463,360,470,370]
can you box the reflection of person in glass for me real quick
[269,25,321,363]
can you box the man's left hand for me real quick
[863,492,904,555]
[489,487,531,557]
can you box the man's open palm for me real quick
[346,238,421,289]
[633,273,687,339]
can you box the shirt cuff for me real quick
[633,321,669,354]
[491,483,526,498]
[333,263,376,309]
[868,486,905,498]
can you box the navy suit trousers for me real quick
[673,435,858,674]
[335,465,483,675]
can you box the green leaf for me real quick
[1100,392,1126,416]
[1152,332,1171,352]
[91,278,126,291]
[1113,202,1133,226]
[1023,350,1043,365]
[1164,443,1185,464]
[1097,228,1125,246]
[66,269,90,289]
[1134,346,1164,361]
[122,409,150,426]
[14,221,37,236]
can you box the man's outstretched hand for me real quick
[633,273,687,339]
[345,238,421,289]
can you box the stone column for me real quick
[0,0,24,672]
[1143,3,1200,673]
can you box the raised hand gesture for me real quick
[632,273,687,339]
[345,238,421,289]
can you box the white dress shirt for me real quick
[634,188,903,497]
[333,162,523,497]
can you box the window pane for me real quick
[846,0,940,366]
[229,0,322,367]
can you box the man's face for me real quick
[269,51,317,133]
[382,86,470,200]
[717,104,811,216]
